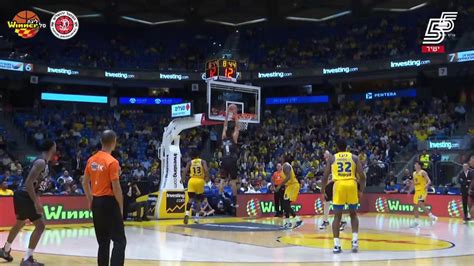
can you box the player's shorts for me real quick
[13,190,42,222]
[333,179,359,210]
[284,183,300,202]
[188,178,205,195]
[324,181,334,202]
[413,190,427,204]
[325,181,360,202]
[220,156,238,179]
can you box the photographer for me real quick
[123,180,149,221]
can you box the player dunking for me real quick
[408,161,437,228]
[0,139,56,266]
[182,149,209,224]
[220,104,240,205]
[275,155,303,229]
[322,139,366,254]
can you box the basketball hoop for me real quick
[235,113,256,131]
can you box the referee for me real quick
[83,130,126,266]
[458,163,471,223]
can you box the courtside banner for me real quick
[237,193,462,218]
[0,196,91,227]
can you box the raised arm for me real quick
[222,110,230,140]
[232,123,240,144]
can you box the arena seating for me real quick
[2,8,462,71]
[12,96,462,196]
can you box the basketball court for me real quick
[0,214,472,265]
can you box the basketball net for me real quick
[234,113,256,131]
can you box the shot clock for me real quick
[205,59,237,82]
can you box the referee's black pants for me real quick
[92,196,127,266]
[461,187,469,220]
[274,187,285,215]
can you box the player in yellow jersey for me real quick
[322,139,366,254]
[408,161,437,227]
[181,149,209,225]
[275,155,303,229]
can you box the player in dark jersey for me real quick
[0,139,56,266]
[220,105,240,205]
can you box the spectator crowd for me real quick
[0,96,465,206]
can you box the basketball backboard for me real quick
[206,80,261,123]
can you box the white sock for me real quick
[4,242,11,252]
[323,201,330,221]
[24,249,34,260]
[352,232,358,242]
[185,210,190,216]
[415,218,419,224]
[295,216,301,222]
[334,238,340,247]
[428,213,435,218]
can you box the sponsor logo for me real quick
[257,71,293,78]
[246,198,261,217]
[166,191,185,213]
[366,92,396,100]
[375,197,432,213]
[90,162,104,171]
[7,10,46,39]
[314,198,324,214]
[428,140,460,150]
[50,11,79,40]
[171,102,192,118]
[422,12,457,53]
[47,67,79,75]
[173,153,178,188]
[246,200,302,216]
[159,73,189,80]
[104,71,135,79]
[447,199,462,217]
[390,59,431,68]
[322,66,359,75]
[43,204,92,221]
[0,59,24,72]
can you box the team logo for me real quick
[7,10,46,39]
[246,198,261,217]
[314,198,324,214]
[50,11,79,40]
[422,12,457,53]
[447,199,462,218]
[375,197,388,213]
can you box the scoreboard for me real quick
[205,59,237,82]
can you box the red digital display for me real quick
[205,59,237,81]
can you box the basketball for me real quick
[14,11,40,23]
[10,10,42,39]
